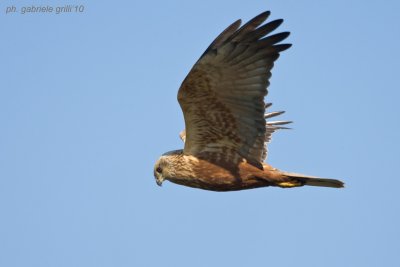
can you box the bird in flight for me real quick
[154,11,344,191]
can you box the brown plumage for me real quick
[153,11,344,191]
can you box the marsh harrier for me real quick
[153,11,344,191]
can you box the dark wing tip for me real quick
[274,43,292,52]
[259,10,271,17]
[264,19,284,32]
[264,19,284,33]
[242,11,271,29]
[249,10,271,25]
[202,19,242,56]
[272,18,284,25]
[265,31,291,42]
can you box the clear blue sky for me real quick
[1,1,400,266]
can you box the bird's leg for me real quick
[276,179,304,188]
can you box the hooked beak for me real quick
[155,173,164,187]
[156,177,163,186]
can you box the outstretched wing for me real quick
[178,11,291,169]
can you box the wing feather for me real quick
[178,11,291,169]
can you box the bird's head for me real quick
[153,150,183,186]
[153,157,167,186]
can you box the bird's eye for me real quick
[156,167,163,173]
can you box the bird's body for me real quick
[155,150,289,191]
[153,11,344,191]
[155,150,343,191]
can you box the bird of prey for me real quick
[154,11,344,191]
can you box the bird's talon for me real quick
[278,181,303,188]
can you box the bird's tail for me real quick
[281,171,344,188]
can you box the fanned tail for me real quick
[282,171,344,188]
